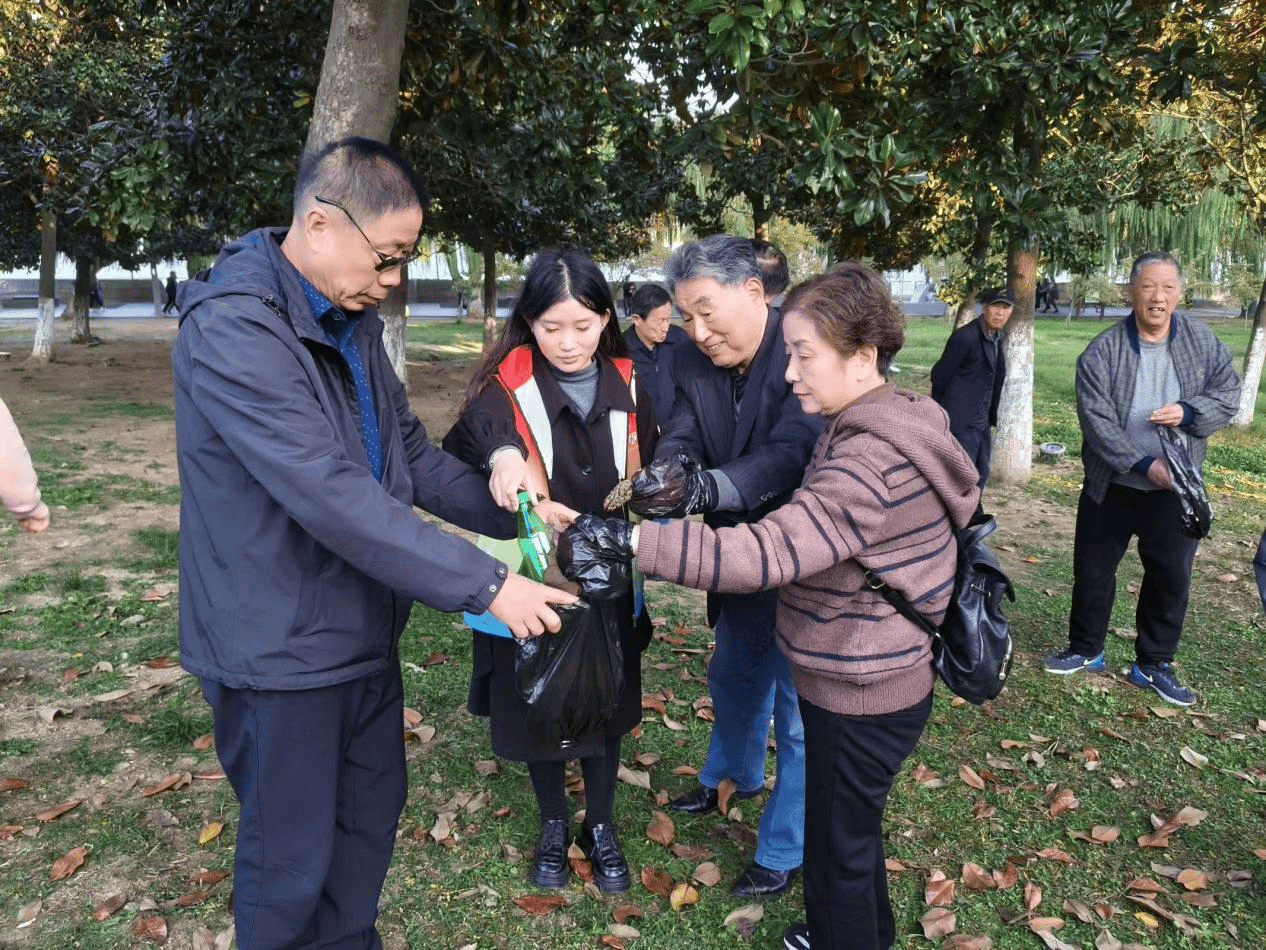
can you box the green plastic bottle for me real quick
[515,490,552,582]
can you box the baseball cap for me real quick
[980,287,1014,305]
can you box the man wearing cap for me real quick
[930,286,1013,510]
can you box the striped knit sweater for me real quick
[637,384,981,715]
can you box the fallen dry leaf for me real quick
[609,923,641,940]
[599,936,626,950]
[1025,882,1043,911]
[16,899,41,928]
[1125,876,1166,894]
[1029,924,1077,950]
[50,845,88,881]
[962,862,995,890]
[646,810,674,846]
[723,903,764,935]
[640,866,674,898]
[669,881,699,911]
[612,905,644,925]
[191,869,229,887]
[1048,787,1079,817]
[36,800,82,822]
[193,734,215,751]
[0,777,31,792]
[91,893,129,920]
[993,862,1020,889]
[944,937,993,950]
[1034,847,1075,864]
[474,759,499,776]
[925,869,955,906]
[198,821,224,845]
[513,894,566,914]
[142,772,192,797]
[132,915,169,943]
[669,843,713,861]
[959,764,986,790]
[1063,898,1095,923]
[1175,868,1209,891]
[920,906,956,939]
[1179,746,1209,769]
[691,862,721,887]
[618,764,651,790]
[173,890,212,907]
[1071,825,1120,845]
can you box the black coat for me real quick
[929,318,1006,434]
[654,305,825,623]
[442,348,658,761]
[623,323,689,427]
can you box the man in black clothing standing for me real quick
[930,286,1013,508]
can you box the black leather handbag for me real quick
[863,515,1015,705]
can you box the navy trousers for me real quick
[800,692,932,950]
[1067,484,1198,664]
[201,662,406,950]
[952,425,991,491]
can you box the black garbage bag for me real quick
[515,599,624,748]
[1255,530,1266,616]
[557,515,634,600]
[628,451,708,518]
[1156,425,1212,539]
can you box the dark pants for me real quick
[952,425,991,491]
[1068,484,1198,664]
[201,662,406,950]
[800,692,932,950]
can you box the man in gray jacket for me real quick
[173,137,573,950]
[1044,252,1239,706]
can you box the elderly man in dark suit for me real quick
[626,235,825,899]
[930,286,1013,511]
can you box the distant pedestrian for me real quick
[622,280,636,319]
[163,272,178,315]
[930,286,1013,515]
[89,279,104,310]
[0,396,50,533]
[624,283,688,426]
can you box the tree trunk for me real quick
[150,263,164,315]
[1231,274,1266,427]
[28,203,56,365]
[303,0,407,158]
[305,0,409,384]
[991,242,1037,488]
[70,256,95,343]
[751,192,768,239]
[953,292,977,330]
[482,234,499,352]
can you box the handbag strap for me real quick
[861,567,941,641]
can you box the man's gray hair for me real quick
[293,136,428,220]
[1129,251,1182,284]
[664,235,761,292]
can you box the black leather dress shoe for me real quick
[731,862,799,898]
[577,822,631,893]
[529,819,570,889]
[668,783,762,814]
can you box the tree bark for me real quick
[70,256,95,343]
[305,0,410,384]
[751,192,767,239]
[28,202,56,365]
[482,234,498,352]
[953,292,977,330]
[991,242,1037,488]
[1231,274,1266,427]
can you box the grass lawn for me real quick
[0,310,1263,949]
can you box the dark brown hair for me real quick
[782,261,905,375]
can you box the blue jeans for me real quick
[699,591,805,872]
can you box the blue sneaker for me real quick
[1043,649,1106,675]
[1129,662,1196,707]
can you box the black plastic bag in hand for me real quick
[628,451,710,518]
[1155,425,1212,539]
[515,599,624,748]
[557,514,634,600]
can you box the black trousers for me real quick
[202,662,406,950]
[1067,484,1198,664]
[800,692,932,950]
[952,425,991,491]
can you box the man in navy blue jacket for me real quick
[624,282,689,426]
[930,286,1013,510]
[628,235,824,898]
[173,137,573,950]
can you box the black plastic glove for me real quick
[628,451,714,519]
[557,514,635,600]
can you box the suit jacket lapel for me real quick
[732,307,779,456]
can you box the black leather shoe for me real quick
[732,862,799,898]
[668,783,762,814]
[577,822,631,893]
[529,819,570,889]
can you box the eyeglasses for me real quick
[314,194,421,273]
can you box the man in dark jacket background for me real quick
[624,282,688,425]
[627,235,824,899]
[930,285,1013,511]
[172,137,574,950]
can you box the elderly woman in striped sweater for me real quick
[559,262,981,950]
